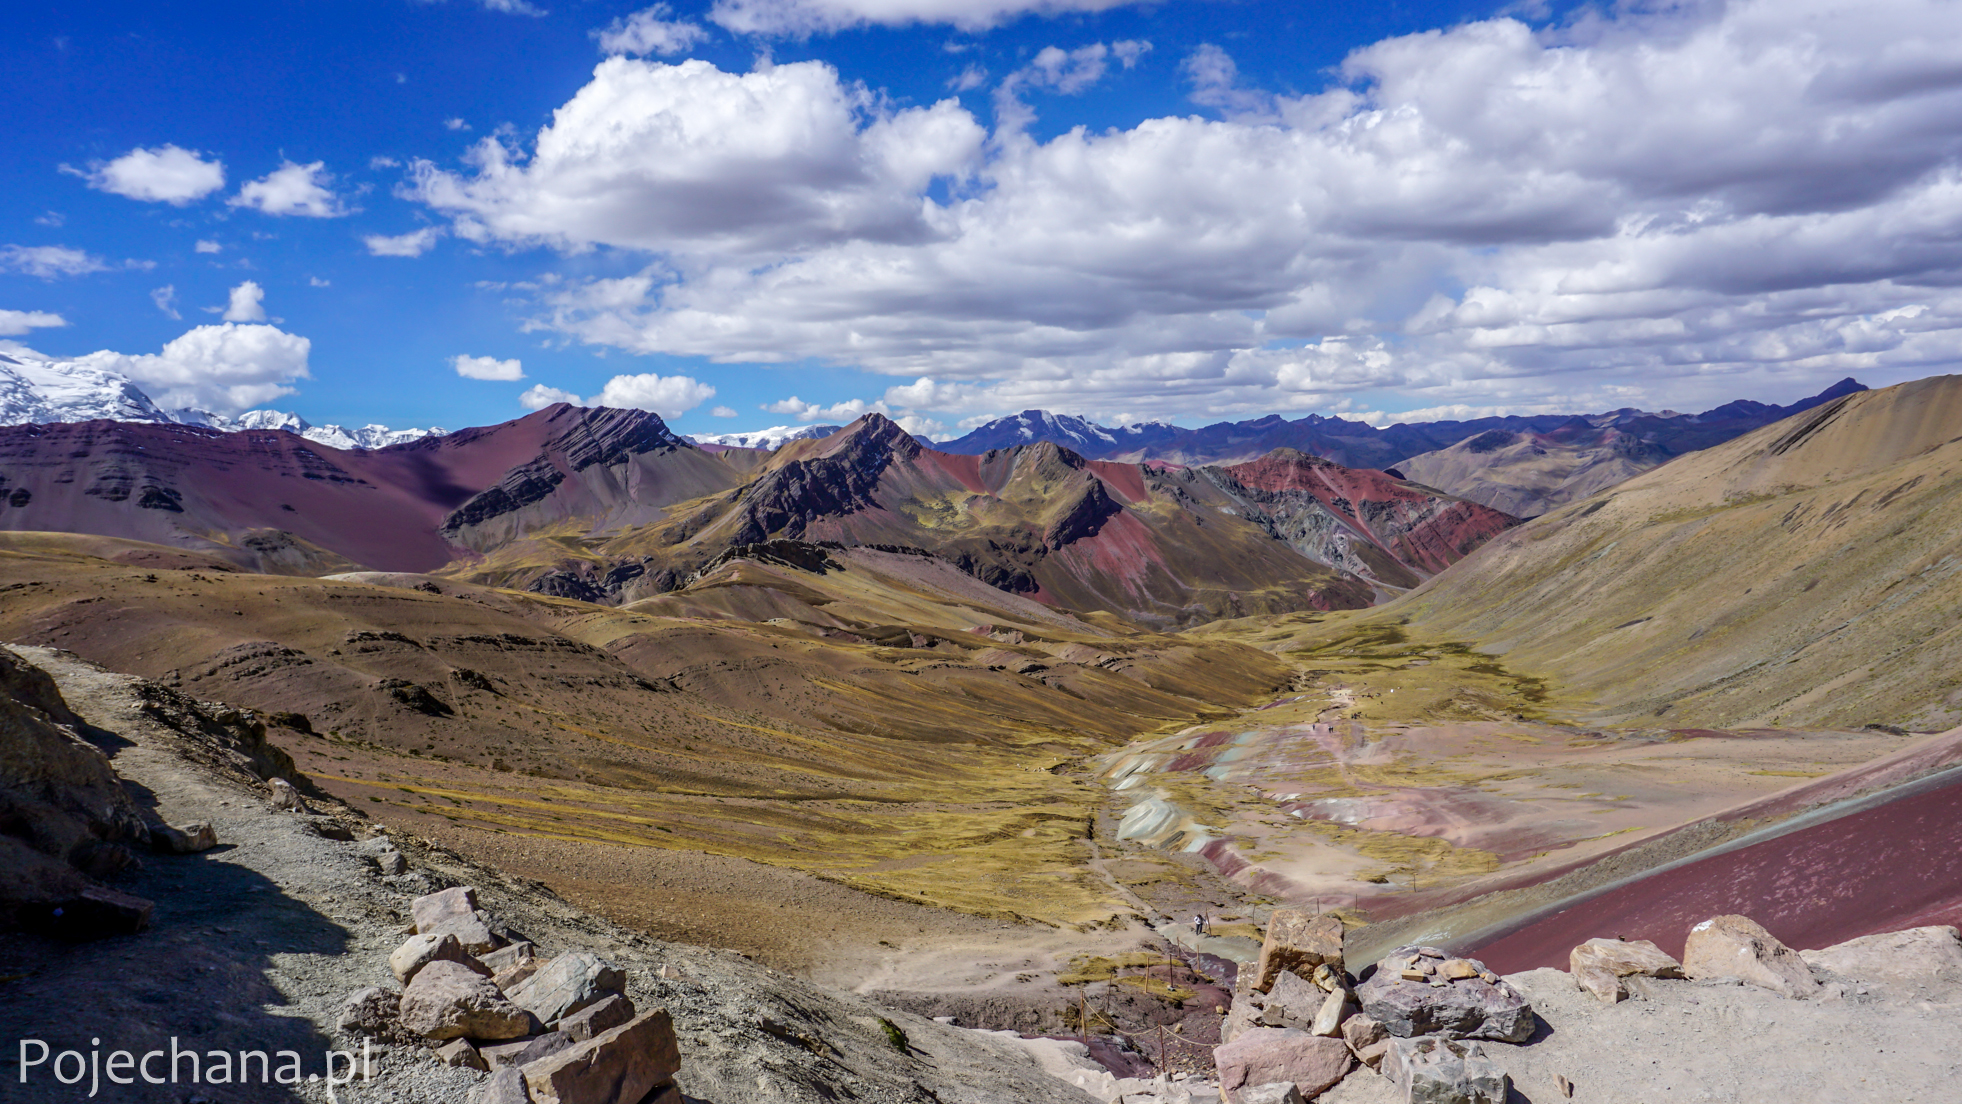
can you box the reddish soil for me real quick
[1468,767,1962,971]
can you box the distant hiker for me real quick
[1192,913,1207,936]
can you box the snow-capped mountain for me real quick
[175,407,447,450]
[0,349,443,450]
[0,352,176,424]
[688,424,843,449]
[935,410,1183,457]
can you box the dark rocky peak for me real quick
[542,406,689,472]
[818,413,923,465]
[1012,439,1091,473]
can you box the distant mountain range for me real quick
[688,424,842,450]
[0,349,445,452]
[925,380,1868,516]
[934,382,1867,469]
[0,401,1517,625]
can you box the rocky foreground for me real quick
[0,645,1083,1103]
[5,639,1962,1104]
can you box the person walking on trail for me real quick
[1192,913,1207,936]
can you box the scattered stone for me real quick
[1440,959,1480,981]
[150,821,217,854]
[306,817,356,841]
[1570,937,1685,1003]
[1357,947,1534,1043]
[1311,963,1341,993]
[1556,1073,1575,1098]
[435,1038,487,1071]
[423,908,504,957]
[521,1009,681,1104]
[561,993,636,1042]
[1341,1013,1391,1071]
[389,932,488,986]
[466,1067,531,1104]
[1237,1082,1305,1104]
[398,959,533,1042]
[411,885,480,931]
[1254,911,1346,993]
[267,777,305,812]
[335,986,401,1037]
[371,850,408,876]
[1682,915,1821,999]
[1800,925,1962,993]
[1309,988,1349,1037]
[507,952,626,1026]
[1381,1035,1509,1104]
[1214,1027,1354,1103]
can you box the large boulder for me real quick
[1213,1027,1354,1103]
[507,952,627,1026]
[412,885,480,931]
[424,909,503,957]
[1356,946,1533,1043]
[1569,937,1684,1003]
[0,648,151,933]
[1682,915,1820,998]
[1801,926,1962,996]
[397,960,533,1042]
[521,1008,681,1104]
[1381,1035,1509,1104]
[1254,910,1345,993]
[389,932,488,985]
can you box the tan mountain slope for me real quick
[1362,373,1962,730]
[1395,426,1659,518]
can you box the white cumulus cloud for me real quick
[194,239,222,254]
[222,281,267,322]
[77,323,311,413]
[232,161,348,218]
[589,371,715,415]
[412,57,986,257]
[364,227,443,257]
[411,0,1962,422]
[452,354,525,380]
[599,4,711,55]
[710,404,739,417]
[519,383,581,410]
[0,310,67,337]
[75,145,226,205]
[707,0,1146,35]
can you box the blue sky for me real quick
[5,0,1961,438]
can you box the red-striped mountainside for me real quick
[1191,448,1522,590]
